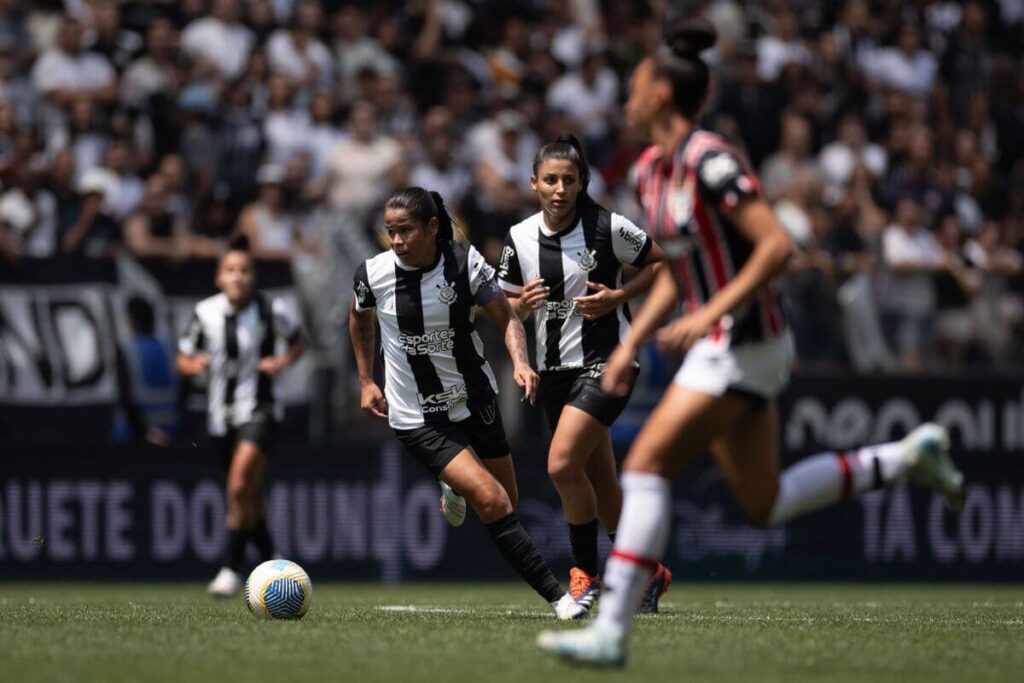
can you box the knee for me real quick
[471,484,513,523]
[226,477,249,508]
[548,453,586,487]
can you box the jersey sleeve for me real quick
[178,309,204,355]
[610,213,653,266]
[353,261,376,311]
[496,232,524,293]
[694,148,760,212]
[271,297,301,342]
[467,244,498,297]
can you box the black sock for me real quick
[568,519,599,576]
[223,529,246,572]
[607,531,617,544]
[485,513,563,603]
[248,518,274,561]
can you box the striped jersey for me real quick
[633,129,785,344]
[178,292,300,435]
[497,205,652,371]
[353,240,500,430]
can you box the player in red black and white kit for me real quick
[538,17,965,666]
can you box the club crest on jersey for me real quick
[436,280,458,305]
[575,249,598,272]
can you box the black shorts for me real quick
[540,365,634,431]
[394,399,510,477]
[212,418,276,472]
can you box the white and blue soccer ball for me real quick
[244,559,313,620]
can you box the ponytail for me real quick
[655,17,717,118]
[384,186,461,243]
[428,191,455,241]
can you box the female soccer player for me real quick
[349,186,585,620]
[498,133,669,615]
[177,235,306,596]
[539,18,965,664]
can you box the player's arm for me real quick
[349,300,387,418]
[482,289,539,405]
[175,312,210,376]
[574,241,665,320]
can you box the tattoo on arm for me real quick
[349,304,377,382]
[506,315,530,366]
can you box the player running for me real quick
[499,133,670,615]
[177,235,306,596]
[349,186,585,620]
[538,17,965,664]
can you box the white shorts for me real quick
[673,331,794,401]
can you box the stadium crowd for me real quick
[0,0,1022,380]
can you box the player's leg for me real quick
[717,400,965,527]
[481,455,518,509]
[538,386,751,662]
[585,432,621,536]
[210,436,263,595]
[439,448,584,619]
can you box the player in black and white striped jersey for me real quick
[177,235,305,596]
[349,187,585,620]
[498,134,670,615]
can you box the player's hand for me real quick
[513,361,539,405]
[601,344,637,397]
[258,355,288,377]
[360,382,388,418]
[573,281,623,320]
[656,311,713,353]
[515,278,548,317]
[185,353,211,376]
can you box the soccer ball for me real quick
[244,559,313,620]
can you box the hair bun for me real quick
[665,17,717,59]
[227,233,250,253]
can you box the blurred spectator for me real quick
[263,72,310,166]
[305,89,343,182]
[331,5,392,97]
[819,113,886,203]
[546,50,618,163]
[881,198,947,368]
[119,17,178,109]
[266,0,332,91]
[217,81,264,208]
[237,163,304,261]
[757,7,812,82]
[761,110,816,201]
[124,173,190,260]
[87,0,142,72]
[324,100,401,220]
[861,24,937,97]
[181,0,253,80]
[0,164,57,259]
[411,121,472,214]
[113,296,175,446]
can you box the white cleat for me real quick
[537,623,626,667]
[439,481,466,527]
[207,567,242,597]
[550,592,589,621]
[903,423,965,511]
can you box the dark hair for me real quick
[655,17,717,119]
[384,187,455,242]
[226,233,250,254]
[126,296,155,335]
[532,133,596,213]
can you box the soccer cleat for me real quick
[550,592,589,620]
[537,623,626,667]
[636,563,672,614]
[439,481,466,527]
[569,567,601,613]
[207,567,242,597]
[903,423,965,512]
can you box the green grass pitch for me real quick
[2,583,1022,682]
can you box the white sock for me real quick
[594,471,670,637]
[768,441,910,526]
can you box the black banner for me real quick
[1,373,1023,581]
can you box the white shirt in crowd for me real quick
[79,166,144,222]
[263,108,312,166]
[545,68,618,139]
[860,48,937,96]
[410,162,472,210]
[326,135,402,214]
[882,224,945,314]
[266,30,333,86]
[31,47,115,96]
[181,17,254,80]
[757,34,813,81]
[818,142,887,189]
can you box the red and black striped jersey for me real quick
[633,129,785,343]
